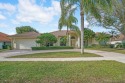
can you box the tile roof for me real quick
[112,34,125,41]
[50,30,76,37]
[0,32,11,42]
[10,32,41,38]
[9,30,77,39]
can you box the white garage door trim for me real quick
[15,39,37,49]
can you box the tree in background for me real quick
[95,32,110,46]
[36,33,57,47]
[16,26,38,34]
[109,30,119,42]
[84,28,95,46]
[60,36,67,46]
[87,0,125,36]
[60,0,112,54]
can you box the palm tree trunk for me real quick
[66,27,69,46]
[80,9,84,54]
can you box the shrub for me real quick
[36,33,57,47]
[2,45,8,49]
[32,46,74,50]
[91,44,97,47]
[93,44,106,48]
[2,45,11,49]
[84,44,90,48]
[115,43,123,49]
[86,44,100,48]
[7,45,12,50]
[122,40,125,49]
[109,44,114,48]
[60,36,67,46]
[84,44,89,48]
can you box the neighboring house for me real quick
[10,30,97,50]
[0,32,11,49]
[110,34,125,44]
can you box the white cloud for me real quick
[0,14,6,20]
[84,21,89,27]
[8,31,15,35]
[15,0,60,24]
[0,23,8,28]
[11,19,20,25]
[0,3,16,13]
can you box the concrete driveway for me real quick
[0,50,32,58]
[0,49,125,63]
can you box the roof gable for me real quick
[10,32,41,38]
[0,32,11,42]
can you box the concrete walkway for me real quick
[0,49,125,63]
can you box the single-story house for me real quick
[0,32,11,49]
[10,30,97,50]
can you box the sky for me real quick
[0,0,110,35]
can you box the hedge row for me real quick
[32,46,74,50]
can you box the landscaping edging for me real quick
[32,46,74,50]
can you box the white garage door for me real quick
[15,39,37,49]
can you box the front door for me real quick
[71,39,76,47]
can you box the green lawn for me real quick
[0,61,125,83]
[0,49,8,52]
[87,47,125,54]
[9,52,101,58]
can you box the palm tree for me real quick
[95,32,110,46]
[58,2,78,46]
[109,30,119,42]
[60,0,112,54]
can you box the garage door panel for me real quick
[15,39,37,49]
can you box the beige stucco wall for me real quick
[91,38,99,45]
[13,38,37,49]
